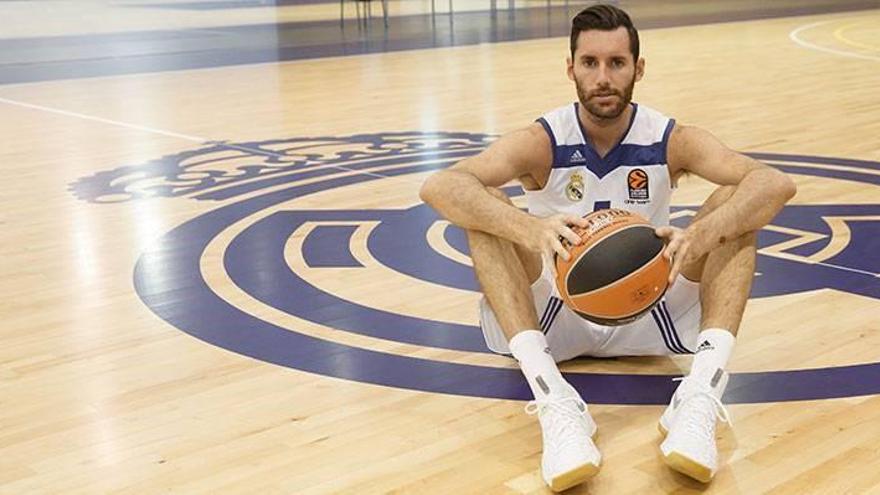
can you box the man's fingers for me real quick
[668,255,682,285]
[552,238,570,261]
[668,242,690,284]
[663,238,680,261]
[654,225,689,284]
[568,215,590,228]
[655,226,674,239]
[560,215,590,232]
[560,226,582,246]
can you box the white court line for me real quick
[0,95,414,183]
[814,261,880,278]
[2,95,878,279]
[0,96,209,142]
[789,19,880,62]
[667,209,879,278]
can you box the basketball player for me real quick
[420,4,796,491]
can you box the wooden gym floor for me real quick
[1,0,879,493]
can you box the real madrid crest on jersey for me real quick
[565,171,585,202]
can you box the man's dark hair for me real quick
[570,4,639,61]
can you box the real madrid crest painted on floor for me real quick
[70,132,880,405]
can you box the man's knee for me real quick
[464,189,513,246]
[701,186,758,246]
[464,189,507,247]
[464,187,513,242]
[467,187,542,282]
[689,185,737,230]
[737,230,758,248]
[683,187,755,281]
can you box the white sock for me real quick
[690,328,736,387]
[508,330,569,400]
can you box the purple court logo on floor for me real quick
[71,132,880,405]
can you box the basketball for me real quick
[555,208,670,325]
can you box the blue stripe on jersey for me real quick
[651,308,680,354]
[540,297,560,329]
[652,304,690,354]
[660,301,692,354]
[553,142,667,176]
[535,117,557,167]
[552,102,670,179]
[538,296,555,329]
[661,118,676,163]
[542,298,563,334]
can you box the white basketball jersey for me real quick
[529,102,675,226]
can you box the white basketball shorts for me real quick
[478,263,701,362]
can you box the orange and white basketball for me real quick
[555,208,671,325]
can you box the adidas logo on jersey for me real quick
[569,149,586,164]
[696,340,715,353]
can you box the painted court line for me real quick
[790,19,880,62]
[0,95,410,184]
[0,96,209,142]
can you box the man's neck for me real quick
[578,103,634,158]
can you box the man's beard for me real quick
[577,76,636,121]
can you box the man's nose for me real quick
[595,63,611,85]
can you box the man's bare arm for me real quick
[419,123,588,260]
[658,124,797,279]
[669,125,796,250]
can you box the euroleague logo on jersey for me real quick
[70,132,880,405]
[627,168,649,201]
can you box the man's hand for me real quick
[654,225,710,284]
[524,214,590,261]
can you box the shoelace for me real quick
[672,377,732,425]
[672,377,731,442]
[524,395,586,420]
[525,396,592,450]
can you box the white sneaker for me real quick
[525,389,601,492]
[658,369,731,483]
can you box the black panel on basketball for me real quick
[566,225,664,295]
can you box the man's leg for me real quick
[681,185,757,381]
[466,189,544,340]
[681,186,757,337]
[661,186,757,482]
[467,187,600,491]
